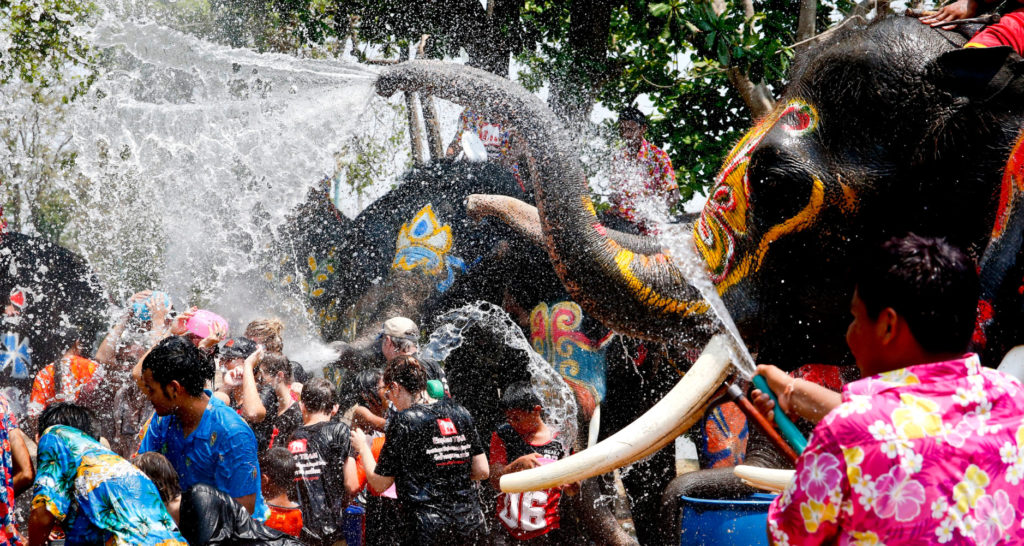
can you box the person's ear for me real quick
[877,308,899,344]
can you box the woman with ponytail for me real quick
[352,355,489,545]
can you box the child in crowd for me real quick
[134,451,182,525]
[288,378,359,546]
[257,353,302,451]
[261,447,303,538]
[489,382,570,544]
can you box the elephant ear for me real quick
[929,45,1016,100]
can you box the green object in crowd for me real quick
[426,379,445,399]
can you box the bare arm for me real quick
[233,493,256,515]
[351,405,386,432]
[752,364,842,425]
[237,349,267,423]
[489,452,539,490]
[470,453,489,481]
[351,429,395,494]
[343,456,361,498]
[29,506,56,546]
[94,311,131,367]
[10,427,34,496]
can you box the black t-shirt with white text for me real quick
[287,421,352,542]
[375,397,485,542]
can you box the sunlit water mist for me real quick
[53,4,416,350]
[422,302,579,454]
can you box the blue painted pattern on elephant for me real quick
[393,204,470,292]
[0,333,29,380]
[701,402,748,468]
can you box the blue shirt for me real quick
[138,395,269,521]
[33,425,187,545]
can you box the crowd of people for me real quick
[0,286,577,545]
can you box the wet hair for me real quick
[383,354,427,395]
[619,106,647,127]
[290,360,309,384]
[301,377,336,413]
[855,233,979,355]
[245,318,284,353]
[354,368,384,408]
[141,335,216,396]
[38,402,94,439]
[260,353,292,383]
[500,381,543,412]
[135,452,181,503]
[259,447,296,491]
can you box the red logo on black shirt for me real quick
[437,418,458,436]
[288,438,308,454]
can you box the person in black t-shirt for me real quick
[257,353,302,451]
[352,355,489,546]
[378,317,449,396]
[287,378,359,546]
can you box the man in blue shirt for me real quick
[137,335,269,521]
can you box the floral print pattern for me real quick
[608,139,677,233]
[768,354,1024,545]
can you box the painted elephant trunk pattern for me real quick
[376,61,716,342]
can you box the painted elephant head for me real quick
[376,15,1024,489]
[0,231,108,417]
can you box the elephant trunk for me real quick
[500,334,735,492]
[376,61,714,341]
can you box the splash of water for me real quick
[616,166,757,378]
[421,301,579,453]
[49,5,415,351]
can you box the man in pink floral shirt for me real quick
[766,233,1024,545]
[606,107,678,234]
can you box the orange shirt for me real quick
[265,503,303,537]
[29,355,100,416]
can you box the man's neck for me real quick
[865,350,968,377]
[175,393,210,437]
[303,411,331,426]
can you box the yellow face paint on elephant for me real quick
[694,99,822,294]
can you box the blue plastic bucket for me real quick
[679,493,776,545]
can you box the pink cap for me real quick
[185,309,229,339]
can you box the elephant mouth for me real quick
[500,334,735,492]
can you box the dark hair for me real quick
[141,336,215,396]
[135,451,181,503]
[354,368,384,408]
[500,381,543,412]
[301,377,336,413]
[260,353,292,383]
[259,447,296,490]
[855,233,979,354]
[290,360,310,384]
[619,106,647,127]
[38,402,94,439]
[383,354,427,395]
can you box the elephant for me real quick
[373,13,1024,543]
[0,231,108,419]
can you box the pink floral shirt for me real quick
[768,354,1024,545]
[608,139,677,233]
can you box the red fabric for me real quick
[968,9,1024,55]
[265,504,303,537]
[489,432,507,466]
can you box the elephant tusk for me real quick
[733,465,795,494]
[500,334,734,493]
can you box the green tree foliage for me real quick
[0,0,98,101]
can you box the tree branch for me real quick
[727,67,774,118]
[797,0,817,43]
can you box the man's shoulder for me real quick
[205,398,257,442]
